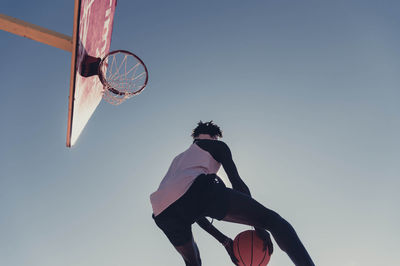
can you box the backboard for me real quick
[67,0,117,147]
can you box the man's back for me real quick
[150,141,222,216]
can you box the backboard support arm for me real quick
[0,13,73,52]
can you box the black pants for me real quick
[153,174,229,246]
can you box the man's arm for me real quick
[218,142,273,254]
[196,217,238,264]
[194,139,250,195]
[218,142,251,196]
[196,217,229,244]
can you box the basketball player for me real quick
[150,121,315,265]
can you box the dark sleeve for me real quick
[195,140,251,195]
[196,217,229,244]
[217,141,251,196]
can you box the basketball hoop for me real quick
[99,50,148,105]
[80,50,149,105]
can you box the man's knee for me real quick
[175,240,202,266]
[261,209,288,231]
[184,257,201,266]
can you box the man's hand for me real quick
[222,238,239,265]
[255,228,274,255]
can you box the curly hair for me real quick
[191,121,223,139]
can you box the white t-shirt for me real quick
[150,143,221,216]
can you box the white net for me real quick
[99,50,148,105]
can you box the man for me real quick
[150,121,315,265]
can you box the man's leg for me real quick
[221,189,315,266]
[174,235,202,266]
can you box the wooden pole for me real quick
[0,13,73,52]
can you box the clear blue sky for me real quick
[1,0,399,265]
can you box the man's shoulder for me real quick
[194,139,230,151]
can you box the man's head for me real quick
[191,121,223,140]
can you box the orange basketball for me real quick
[233,230,271,266]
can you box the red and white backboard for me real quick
[67,0,117,147]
